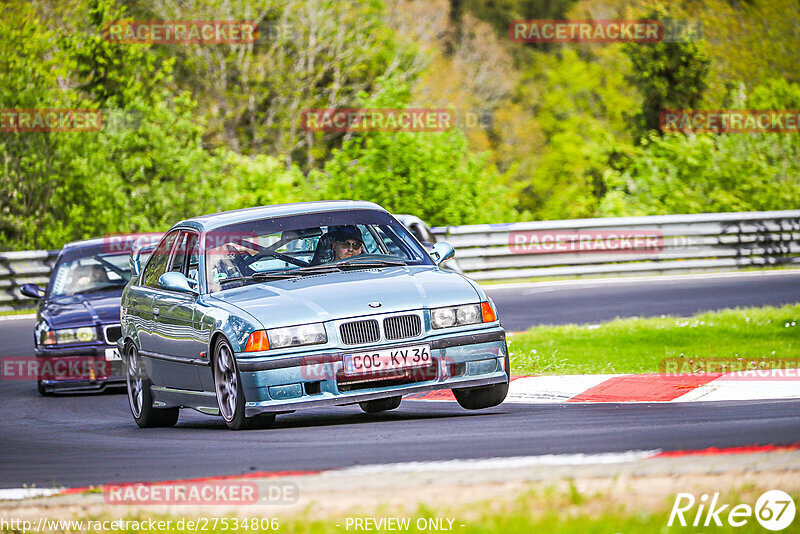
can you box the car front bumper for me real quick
[34,345,125,392]
[236,329,509,416]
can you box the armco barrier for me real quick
[431,210,800,281]
[0,250,58,312]
[2,210,799,310]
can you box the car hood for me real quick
[42,290,122,329]
[210,266,482,328]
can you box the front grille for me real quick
[340,319,380,345]
[383,314,421,340]
[103,324,122,344]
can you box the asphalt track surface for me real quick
[2,271,800,489]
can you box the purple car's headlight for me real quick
[42,327,98,345]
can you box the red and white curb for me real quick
[406,370,800,403]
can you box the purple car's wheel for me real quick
[213,338,274,431]
[125,343,179,428]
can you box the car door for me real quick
[149,230,204,391]
[136,230,180,361]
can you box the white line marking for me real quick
[0,314,36,321]
[0,487,63,500]
[482,268,800,291]
[341,450,662,474]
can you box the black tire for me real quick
[37,380,53,396]
[126,343,179,428]
[213,338,275,430]
[359,396,402,413]
[452,354,510,410]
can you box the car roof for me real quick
[58,234,163,260]
[172,200,387,232]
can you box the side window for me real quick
[142,231,179,288]
[186,234,200,284]
[169,231,198,275]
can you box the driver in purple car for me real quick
[330,225,364,261]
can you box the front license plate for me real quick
[105,348,121,361]
[343,344,431,376]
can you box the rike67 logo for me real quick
[669,490,796,531]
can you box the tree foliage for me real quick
[315,78,519,226]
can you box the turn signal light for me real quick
[481,301,497,323]
[43,330,56,345]
[244,330,270,352]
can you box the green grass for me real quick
[49,485,799,534]
[0,308,35,316]
[508,304,800,375]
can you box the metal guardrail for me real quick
[1,210,799,310]
[0,250,58,312]
[431,210,800,281]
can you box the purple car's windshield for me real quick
[204,210,432,292]
[50,253,131,297]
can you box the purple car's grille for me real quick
[103,324,122,345]
[383,314,421,341]
[340,319,380,345]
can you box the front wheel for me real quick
[126,344,179,428]
[359,396,402,413]
[452,355,510,410]
[213,338,275,431]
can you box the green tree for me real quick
[313,78,517,226]
[624,7,711,135]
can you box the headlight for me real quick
[244,323,327,352]
[47,327,98,344]
[431,304,482,329]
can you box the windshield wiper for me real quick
[294,265,343,275]
[219,271,302,285]
[336,259,407,269]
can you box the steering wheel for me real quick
[243,250,309,268]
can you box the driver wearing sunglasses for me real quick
[330,225,364,261]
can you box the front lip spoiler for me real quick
[238,330,506,372]
[39,377,126,393]
[244,373,507,416]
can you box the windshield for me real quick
[49,253,131,297]
[205,210,432,292]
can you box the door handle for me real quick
[153,307,160,317]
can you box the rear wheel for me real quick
[213,338,275,430]
[359,396,402,413]
[452,354,510,410]
[126,344,179,427]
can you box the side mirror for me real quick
[20,283,43,299]
[158,272,197,294]
[430,241,455,266]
